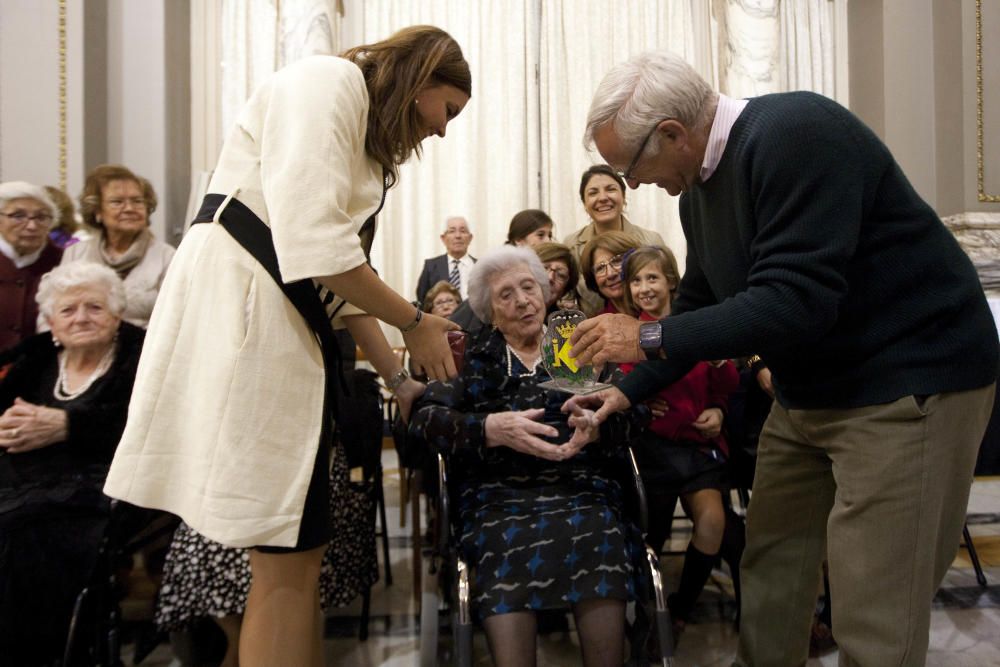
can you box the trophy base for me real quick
[537,380,612,396]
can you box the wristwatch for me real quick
[386,369,410,392]
[638,321,663,360]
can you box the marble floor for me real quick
[129,458,1000,666]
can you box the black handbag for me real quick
[336,368,384,475]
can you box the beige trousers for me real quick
[735,384,995,667]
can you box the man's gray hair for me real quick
[0,180,59,222]
[443,216,470,233]
[583,50,715,158]
[467,246,550,324]
[36,261,127,320]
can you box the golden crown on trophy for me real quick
[556,321,576,339]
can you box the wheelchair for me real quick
[419,447,677,667]
[62,500,180,666]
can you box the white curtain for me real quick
[360,1,540,305]
[539,0,703,271]
[778,0,842,100]
[220,0,343,145]
[201,0,847,331]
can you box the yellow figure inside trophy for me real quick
[540,310,610,394]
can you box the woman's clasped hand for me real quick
[483,401,599,461]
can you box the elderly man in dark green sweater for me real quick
[566,50,998,666]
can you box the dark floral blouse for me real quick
[408,328,648,481]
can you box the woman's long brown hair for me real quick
[341,25,471,188]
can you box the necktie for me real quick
[449,258,461,292]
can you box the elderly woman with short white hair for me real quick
[409,246,648,667]
[0,180,64,350]
[0,261,144,666]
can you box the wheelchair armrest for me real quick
[436,453,451,556]
[625,446,649,536]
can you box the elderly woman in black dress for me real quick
[409,246,646,667]
[0,261,143,665]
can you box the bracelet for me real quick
[399,308,422,333]
[386,369,410,392]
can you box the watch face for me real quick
[639,321,662,352]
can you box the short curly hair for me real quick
[36,261,127,320]
[422,280,462,314]
[0,181,58,226]
[466,246,550,324]
[78,164,157,231]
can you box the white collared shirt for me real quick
[700,94,750,183]
[0,236,45,269]
[448,253,474,300]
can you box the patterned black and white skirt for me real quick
[155,443,376,629]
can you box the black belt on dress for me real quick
[191,194,343,431]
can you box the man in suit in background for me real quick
[415,216,475,305]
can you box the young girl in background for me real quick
[619,245,743,631]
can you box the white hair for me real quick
[0,180,59,222]
[583,50,715,158]
[442,216,470,233]
[467,246,550,324]
[36,261,127,319]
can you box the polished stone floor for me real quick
[130,459,1000,666]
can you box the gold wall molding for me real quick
[978,0,999,202]
[58,0,67,192]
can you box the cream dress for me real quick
[104,56,384,548]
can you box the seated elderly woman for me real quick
[0,180,64,351]
[422,279,462,318]
[409,246,646,667]
[0,261,144,666]
[449,241,580,339]
[62,164,175,327]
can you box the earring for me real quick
[415,98,420,105]
[52,336,62,348]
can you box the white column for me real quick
[106,0,168,238]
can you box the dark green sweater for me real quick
[620,91,998,409]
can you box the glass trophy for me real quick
[538,309,611,395]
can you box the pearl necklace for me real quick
[53,343,117,401]
[505,344,540,377]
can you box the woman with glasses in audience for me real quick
[61,164,175,328]
[0,181,63,351]
[579,230,643,316]
[534,241,580,315]
[564,165,665,316]
[423,280,462,318]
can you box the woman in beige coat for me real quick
[104,26,471,666]
[61,164,175,328]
